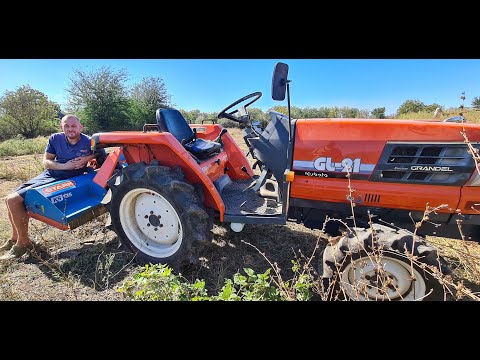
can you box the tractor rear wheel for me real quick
[107,161,211,268]
[320,224,452,301]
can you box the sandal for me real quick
[0,243,32,261]
[0,239,15,251]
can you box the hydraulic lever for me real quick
[214,128,228,145]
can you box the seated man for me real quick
[0,114,96,260]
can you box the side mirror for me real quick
[271,62,289,101]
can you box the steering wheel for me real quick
[217,92,262,123]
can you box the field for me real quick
[0,127,479,300]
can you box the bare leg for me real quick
[5,197,19,242]
[5,193,31,247]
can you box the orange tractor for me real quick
[25,62,480,300]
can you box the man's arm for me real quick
[43,152,95,170]
[43,152,68,170]
[72,153,96,168]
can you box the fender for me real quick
[92,131,227,221]
[92,147,124,188]
[192,123,254,179]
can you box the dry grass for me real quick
[0,154,44,181]
[0,128,479,300]
[397,108,480,123]
[427,236,480,286]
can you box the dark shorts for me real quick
[15,171,61,199]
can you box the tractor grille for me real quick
[370,142,477,186]
[364,193,381,203]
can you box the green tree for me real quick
[246,107,269,127]
[66,67,131,132]
[313,107,332,118]
[424,103,443,113]
[300,107,327,118]
[179,109,201,124]
[195,111,218,125]
[296,107,311,118]
[472,97,480,109]
[339,107,369,118]
[129,77,173,129]
[269,105,288,115]
[396,99,426,115]
[268,105,301,118]
[371,107,386,119]
[0,85,58,139]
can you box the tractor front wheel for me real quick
[321,224,451,301]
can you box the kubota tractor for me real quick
[23,62,480,300]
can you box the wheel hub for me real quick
[365,272,397,291]
[118,188,183,259]
[135,193,180,245]
[147,212,162,228]
[341,254,427,301]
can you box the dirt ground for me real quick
[0,129,328,300]
[0,128,479,300]
[0,184,327,300]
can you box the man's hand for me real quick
[61,156,91,170]
[44,152,96,171]
[69,156,91,170]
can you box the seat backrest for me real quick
[156,108,194,144]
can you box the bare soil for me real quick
[0,129,479,300]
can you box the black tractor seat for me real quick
[156,108,222,160]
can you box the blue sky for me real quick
[1,59,479,116]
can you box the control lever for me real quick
[243,167,271,192]
[183,128,198,145]
[241,166,255,184]
[214,128,228,146]
[252,169,270,192]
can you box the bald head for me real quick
[61,114,81,126]
[60,114,83,142]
